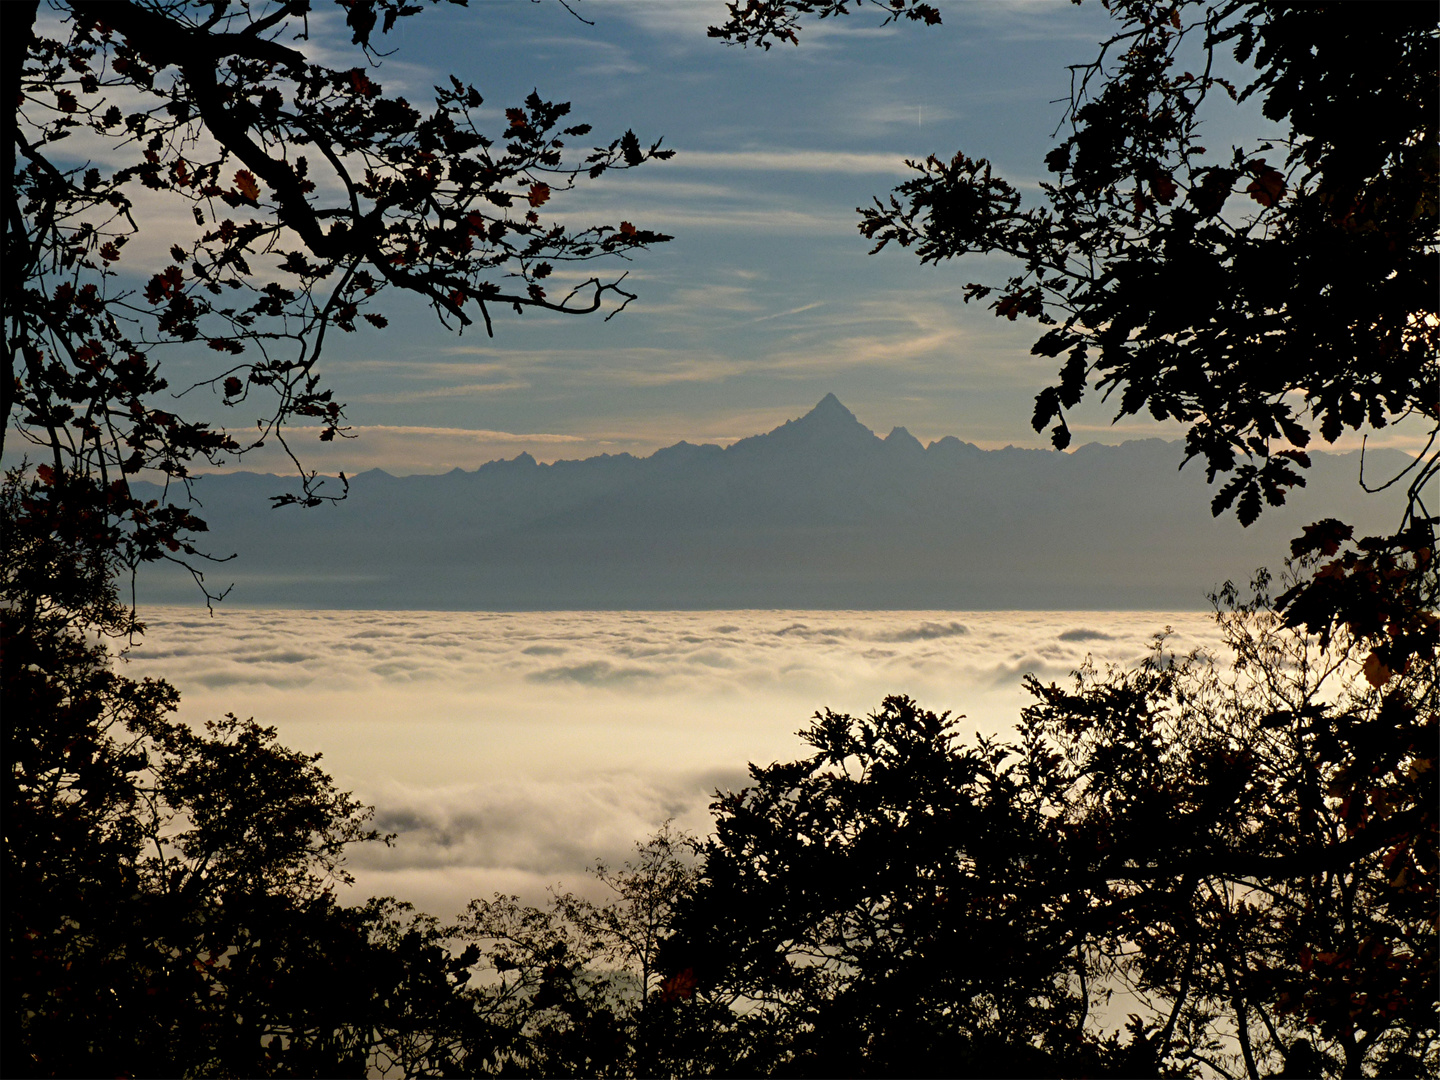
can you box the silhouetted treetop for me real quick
[665,604,1437,1077]
[709,0,942,50]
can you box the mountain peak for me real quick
[884,426,925,453]
[806,392,856,423]
[782,394,874,442]
[726,394,879,457]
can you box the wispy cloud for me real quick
[350,381,530,404]
[596,0,733,42]
[347,424,588,443]
[518,33,646,76]
[753,301,827,323]
[659,149,918,174]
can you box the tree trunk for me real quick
[2,1,40,460]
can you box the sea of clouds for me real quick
[124,608,1225,919]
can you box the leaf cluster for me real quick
[709,0,941,50]
[852,2,1437,534]
[5,0,673,595]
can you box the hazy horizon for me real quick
[8,1,1428,483]
[131,394,1410,613]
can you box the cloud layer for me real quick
[125,607,1223,916]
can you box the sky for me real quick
[17,0,1427,478]
[119,0,1284,474]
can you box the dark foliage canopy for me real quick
[697,6,1438,1075]
[2,472,493,1077]
[720,1,1436,529]
[5,3,1437,1077]
[2,3,681,1074]
[4,0,671,597]
[667,606,1437,1077]
[1,483,715,1075]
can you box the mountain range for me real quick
[135,394,1409,610]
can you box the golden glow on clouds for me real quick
[127,607,1224,916]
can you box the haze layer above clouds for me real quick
[136,397,1410,612]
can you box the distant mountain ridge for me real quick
[136,396,1409,610]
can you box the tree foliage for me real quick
[669,695,1104,1077]
[457,825,746,1077]
[4,0,671,594]
[716,0,1439,689]
[2,467,496,1077]
[708,0,942,50]
[16,552,1422,1077]
[666,592,1437,1078]
[6,3,1437,1076]
[4,6,680,1067]
[848,2,1437,523]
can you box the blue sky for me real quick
[34,0,1392,479]
[19,0,1425,478]
[226,0,1200,473]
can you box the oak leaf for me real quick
[1245,166,1285,208]
[1149,170,1178,205]
[1362,651,1392,688]
[659,968,697,1002]
[235,170,261,202]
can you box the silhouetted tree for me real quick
[701,12,1438,1071]
[4,5,673,1071]
[2,467,500,1077]
[458,825,750,1078]
[1022,577,1436,1079]
[667,694,1128,1077]
[8,4,1435,1076]
[5,0,671,594]
[666,589,1437,1078]
[715,0,1438,686]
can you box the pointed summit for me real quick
[727,394,880,457]
[883,426,925,454]
[791,393,870,435]
[808,392,855,422]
